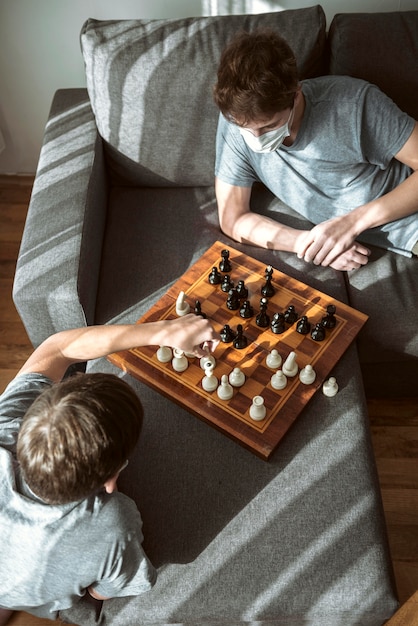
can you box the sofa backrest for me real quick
[329,11,418,120]
[80,7,326,187]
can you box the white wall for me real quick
[0,0,415,174]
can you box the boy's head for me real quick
[213,28,299,126]
[17,373,143,505]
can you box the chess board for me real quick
[108,242,368,459]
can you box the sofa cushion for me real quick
[80,7,327,187]
[329,11,418,119]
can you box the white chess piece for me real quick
[217,374,233,400]
[229,367,245,387]
[200,354,216,370]
[202,362,218,392]
[282,351,298,377]
[322,377,339,397]
[249,395,266,421]
[266,348,282,369]
[176,291,190,316]
[172,348,188,372]
[299,364,316,384]
[270,370,287,390]
[156,345,172,363]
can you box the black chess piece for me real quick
[296,315,311,335]
[256,297,270,328]
[311,322,326,341]
[261,266,275,298]
[220,324,235,343]
[284,305,298,325]
[194,300,206,319]
[233,324,248,349]
[236,279,248,299]
[219,249,232,273]
[270,312,286,334]
[208,266,222,285]
[322,304,337,329]
[226,288,240,310]
[239,299,254,319]
[221,274,234,293]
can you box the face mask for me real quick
[239,106,294,153]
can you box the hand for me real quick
[328,246,371,271]
[162,314,220,357]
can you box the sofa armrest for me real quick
[13,89,108,347]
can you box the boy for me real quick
[0,314,219,624]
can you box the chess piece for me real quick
[284,305,298,325]
[217,374,234,400]
[249,395,266,421]
[219,249,232,273]
[256,297,270,328]
[261,265,275,297]
[194,300,206,318]
[311,322,326,342]
[236,280,248,299]
[233,324,248,349]
[282,351,298,377]
[220,324,235,343]
[270,312,286,334]
[202,362,218,392]
[172,348,188,372]
[266,348,282,369]
[156,345,172,363]
[221,275,234,292]
[322,304,337,329]
[322,377,339,397]
[296,315,311,335]
[271,370,287,390]
[239,300,254,319]
[176,291,190,316]
[299,364,316,384]
[229,367,245,387]
[226,288,240,310]
[208,266,222,285]
[200,353,216,370]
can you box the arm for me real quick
[18,315,220,383]
[296,122,418,267]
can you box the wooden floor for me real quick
[1,174,417,625]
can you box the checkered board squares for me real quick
[109,241,368,459]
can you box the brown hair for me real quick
[213,28,299,125]
[17,373,143,504]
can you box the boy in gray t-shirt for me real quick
[0,316,218,623]
[213,29,418,271]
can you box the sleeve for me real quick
[0,374,53,453]
[214,113,258,187]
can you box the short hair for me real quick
[213,28,299,125]
[17,373,143,505]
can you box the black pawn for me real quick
[271,312,286,334]
[194,300,206,319]
[226,288,240,310]
[239,299,254,319]
[256,297,270,328]
[284,305,298,325]
[208,266,222,285]
[311,322,326,342]
[322,304,337,329]
[236,279,248,299]
[261,266,275,298]
[221,274,234,293]
[219,249,232,273]
[220,324,235,343]
[233,324,248,349]
[296,315,311,335]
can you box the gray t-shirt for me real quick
[0,373,156,619]
[215,75,417,255]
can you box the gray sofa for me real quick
[12,5,418,625]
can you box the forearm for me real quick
[225,211,303,252]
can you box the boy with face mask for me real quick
[213,29,418,271]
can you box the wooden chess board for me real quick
[108,242,368,459]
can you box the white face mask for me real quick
[239,106,294,153]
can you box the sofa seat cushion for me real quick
[80,7,327,187]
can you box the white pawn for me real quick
[323,376,339,397]
[249,396,266,421]
[176,291,190,316]
[266,348,282,369]
[282,351,298,377]
[229,367,245,387]
[217,374,233,400]
[200,354,216,370]
[172,348,188,372]
[299,364,316,385]
[202,362,218,392]
[271,370,287,390]
[156,345,172,363]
